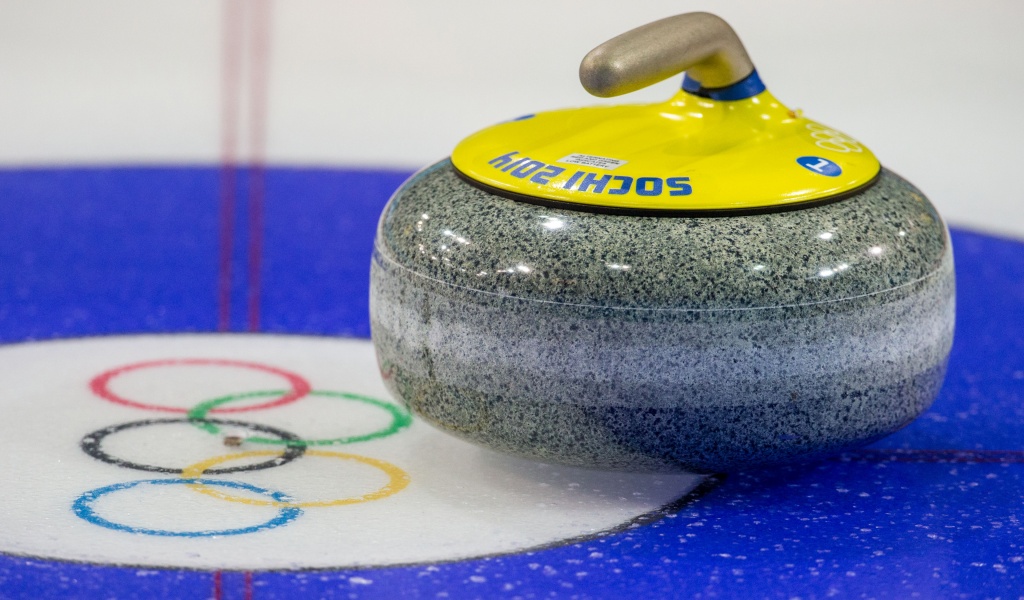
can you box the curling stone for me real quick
[370,13,955,472]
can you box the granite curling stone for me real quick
[369,13,955,473]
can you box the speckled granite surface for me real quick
[371,160,955,472]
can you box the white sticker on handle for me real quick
[557,153,628,170]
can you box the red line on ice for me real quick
[218,0,244,331]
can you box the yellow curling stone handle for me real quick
[451,12,881,214]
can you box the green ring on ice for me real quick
[186,389,412,446]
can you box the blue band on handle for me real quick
[682,69,766,101]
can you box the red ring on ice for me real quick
[89,359,311,413]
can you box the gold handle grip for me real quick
[579,12,755,98]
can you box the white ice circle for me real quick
[0,334,702,570]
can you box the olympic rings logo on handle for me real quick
[73,359,413,538]
[806,123,863,154]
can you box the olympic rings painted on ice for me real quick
[80,417,306,474]
[89,358,312,413]
[181,449,410,508]
[72,357,414,537]
[73,478,302,537]
[186,389,412,446]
